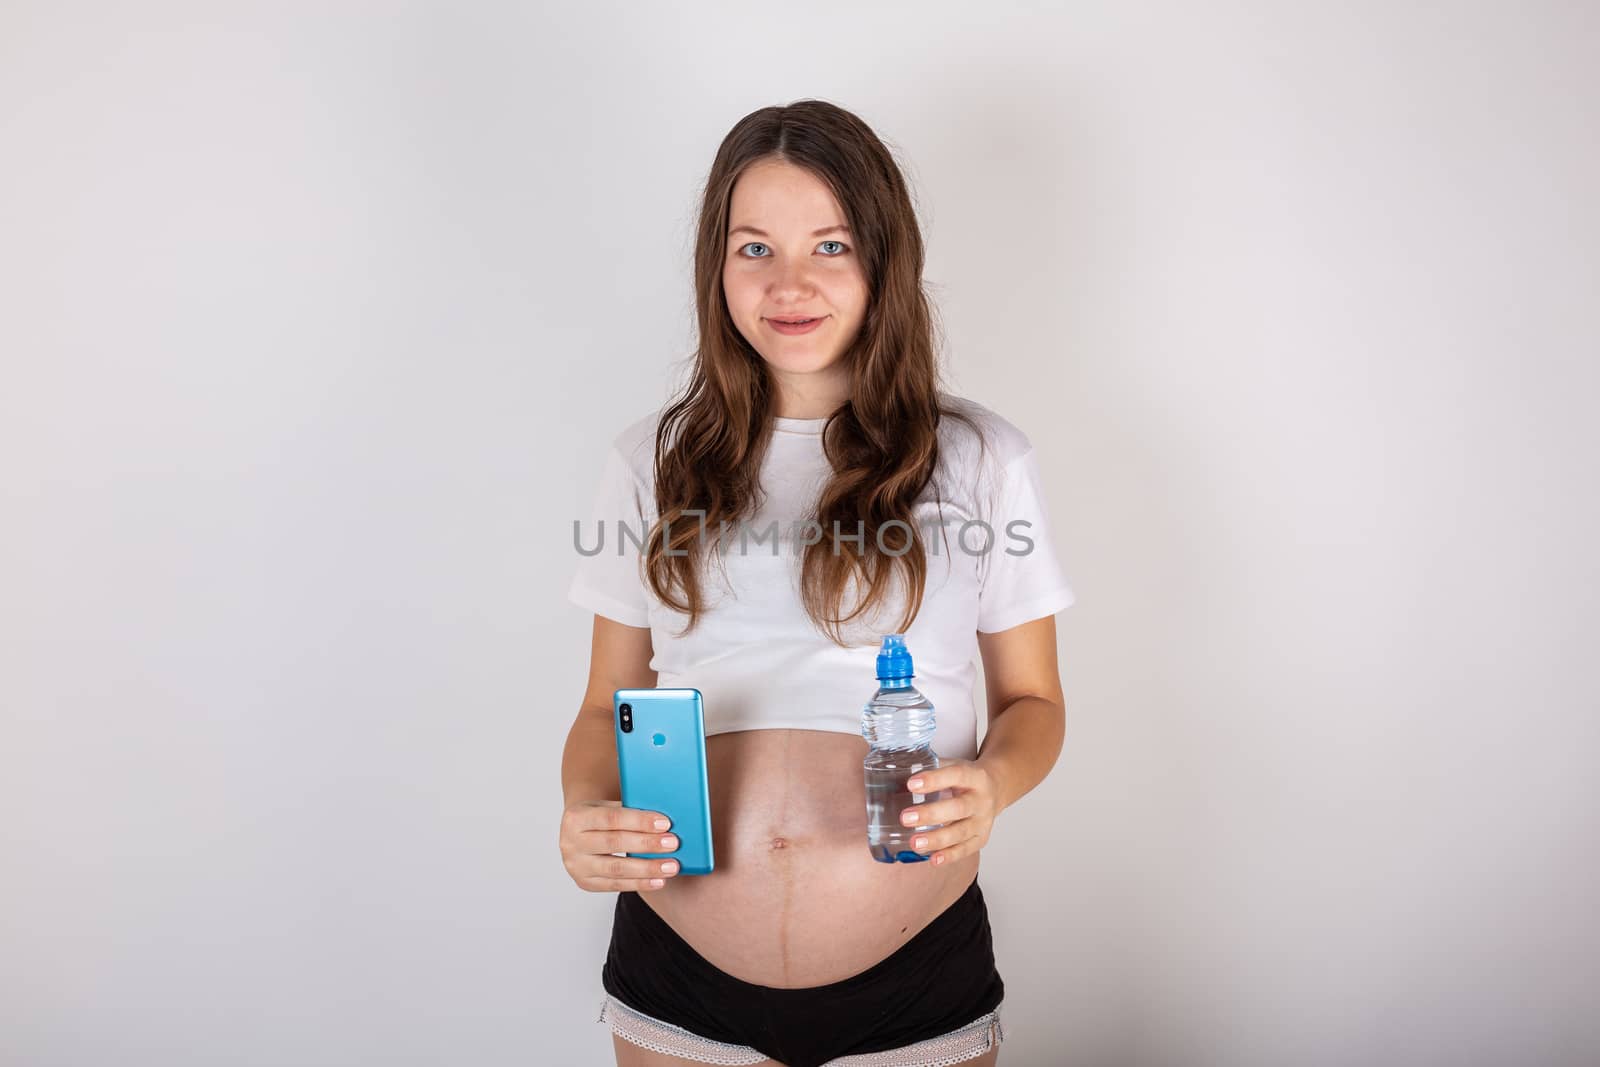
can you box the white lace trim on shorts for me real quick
[598,992,1005,1066]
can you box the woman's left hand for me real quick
[899,758,1003,866]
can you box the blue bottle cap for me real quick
[876,634,914,681]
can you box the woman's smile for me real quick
[766,314,827,335]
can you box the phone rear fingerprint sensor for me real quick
[653,733,667,746]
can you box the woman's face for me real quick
[722,159,868,414]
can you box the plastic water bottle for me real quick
[862,634,952,863]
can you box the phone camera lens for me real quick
[619,702,633,732]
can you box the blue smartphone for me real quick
[614,687,715,876]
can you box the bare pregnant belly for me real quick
[640,728,979,989]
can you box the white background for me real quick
[1,3,1595,1065]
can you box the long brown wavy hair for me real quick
[644,99,992,647]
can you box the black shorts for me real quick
[599,874,1005,1067]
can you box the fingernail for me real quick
[654,818,669,830]
[908,779,923,790]
[650,878,665,887]
[660,836,678,849]
[903,810,918,824]
[913,837,927,849]
[661,861,678,874]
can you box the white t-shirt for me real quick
[565,393,1075,760]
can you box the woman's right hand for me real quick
[560,799,682,892]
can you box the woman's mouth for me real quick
[766,316,826,335]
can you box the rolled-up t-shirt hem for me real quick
[976,587,1076,634]
[567,580,650,628]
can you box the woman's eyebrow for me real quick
[728,224,851,238]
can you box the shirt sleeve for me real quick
[976,446,1077,633]
[566,440,653,628]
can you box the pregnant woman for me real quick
[559,99,1076,1067]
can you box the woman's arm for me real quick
[973,615,1067,813]
[561,615,657,806]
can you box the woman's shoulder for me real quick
[935,391,1036,479]
[601,407,663,484]
[600,395,1034,486]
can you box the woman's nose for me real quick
[770,261,818,294]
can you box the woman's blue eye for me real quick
[738,240,850,258]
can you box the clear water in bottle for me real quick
[862,634,953,863]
